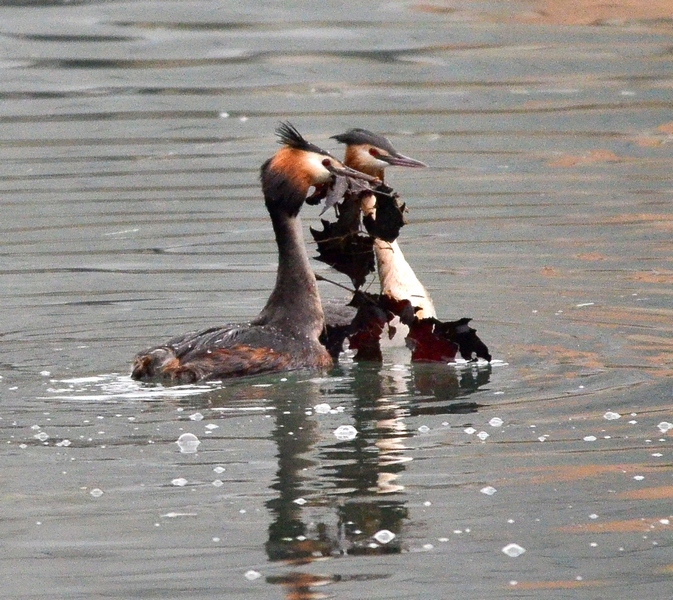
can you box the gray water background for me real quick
[1,1,672,598]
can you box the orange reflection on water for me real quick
[618,485,673,501]
[414,0,673,27]
[558,517,671,533]
[509,579,605,590]
[523,463,657,484]
[516,0,673,26]
[523,344,605,370]
[547,149,621,168]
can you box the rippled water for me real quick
[1,1,672,598]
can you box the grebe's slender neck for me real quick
[343,147,437,319]
[252,150,326,340]
[253,208,324,339]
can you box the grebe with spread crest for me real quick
[132,123,374,382]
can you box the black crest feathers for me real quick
[275,122,333,158]
[331,128,397,155]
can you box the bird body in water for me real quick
[331,128,436,320]
[132,123,372,383]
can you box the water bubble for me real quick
[293,498,307,505]
[204,424,219,430]
[464,427,476,435]
[489,417,504,427]
[603,411,621,420]
[89,488,104,498]
[171,478,188,486]
[477,431,489,441]
[481,486,497,496]
[633,475,644,481]
[176,433,200,453]
[244,570,261,581]
[373,529,396,544]
[56,439,71,447]
[34,431,49,442]
[313,403,331,414]
[212,480,224,487]
[189,412,204,421]
[334,425,357,441]
[657,422,672,433]
[213,466,226,474]
[583,435,597,442]
[418,425,430,433]
[502,543,526,557]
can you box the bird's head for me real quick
[261,122,372,216]
[331,128,427,179]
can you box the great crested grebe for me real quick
[132,123,373,382]
[331,128,436,319]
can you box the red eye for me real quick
[369,148,379,157]
[322,158,331,167]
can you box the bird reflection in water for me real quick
[230,360,492,598]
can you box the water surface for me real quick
[1,1,672,598]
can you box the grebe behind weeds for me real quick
[331,129,435,319]
[320,129,492,363]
